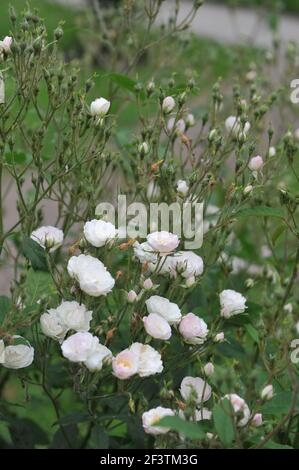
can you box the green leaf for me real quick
[264,440,293,449]
[4,151,29,165]
[22,236,48,271]
[89,425,109,449]
[272,224,287,246]
[0,296,12,323]
[245,324,259,343]
[234,206,284,219]
[57,412,91,426]
[25,269,56,307]
[107,73,137,93]
[262,392,293,416]
[159,415,205,440]
[9,418,49,449]
[213,399,235,446]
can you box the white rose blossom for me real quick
[145,295,182,324]
[1,336,34,369]
[170,251,204,279]
[83,219,117,247]
[67,254,115,297]
[130,342,163,377]
[0,36,12,53]
[147,231,179,254]
[179,313,208,344]
[143,313,172,340]
[90,97,110,117]
[219,289,247,318]
[61,331,111,372]
[31,226,64,251]
[142,406,175,435]
[180,376,212,404]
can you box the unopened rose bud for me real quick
[204,362,214,377]
[162,96,175,113]
[268,146,276,157]
[143,278,153,290]
[147,81,155,95]
[206,432,214,440]
[283,303,293,314]
[248,155,263,172]
[139,142,149,156]
[261,384,274,401]
[186,113,195,127]
[214,332,225,343]
[208,129,217,141]
[127,290,137,303]
[243,184,253,195]
[251,413,263,427]
[245,278,254,288]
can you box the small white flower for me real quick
[130,342,163,377]
[176,180,189,196]
[67,254,115,297]
[1,337,34,369]
[219,289,247,318]
[223,393,250,427]
[31,226,64,251]
[180,376,212,404]
[261,384,274,401]
[179,313,208,344]
[268,146,276,157]
[90,97,110,117]
[142,406,175,435]
[147,231,179,254]
[162,96,175,113]
[143,313,172,340]
[83,219,117,248]
[146,295,182,324]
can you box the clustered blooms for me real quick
[112,343,163,379]
[61,331,112,372]
[40,300,92,341]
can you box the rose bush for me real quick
[0,0,298,450]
